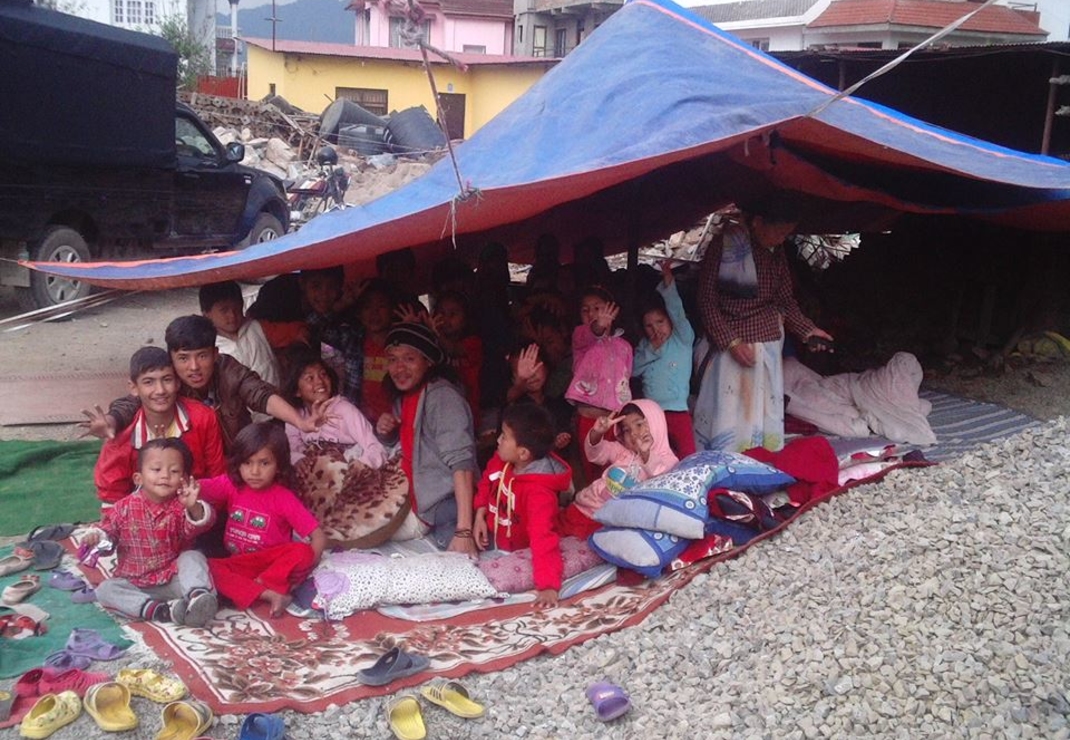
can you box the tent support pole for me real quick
[1041,59,1060,156]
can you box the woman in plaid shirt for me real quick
[693,201,833,453]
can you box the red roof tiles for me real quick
[808,0,1046,36]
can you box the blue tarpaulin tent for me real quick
[31,0,1070,290]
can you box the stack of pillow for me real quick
[587,450,796,578]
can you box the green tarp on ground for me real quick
[0,440,102,537]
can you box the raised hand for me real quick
[515,343,543,383]
[395,303,431,327]
[594,302,620,333]
[177,477,201,509]
[79,405,117,440]
[659,259,675,286]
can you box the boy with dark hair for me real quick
[85,316,325,451]
[94,346,225,504]
[83,437,219,626]
[474,403,573,609]
[199,281,280,387]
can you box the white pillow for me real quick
[312,551,500,619]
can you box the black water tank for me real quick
[384,106,447,155]
[319,98,386,142]
[338,124,389,156]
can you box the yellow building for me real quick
[245,39,557,139]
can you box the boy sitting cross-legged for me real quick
[94,346,225,504]
[82,438,219,626]
[474,403,573,609]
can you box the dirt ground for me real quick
[2,282,1070,445]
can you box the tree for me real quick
[155,15,212,91]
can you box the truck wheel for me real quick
[243,212,284,247]
[16,226,92,311]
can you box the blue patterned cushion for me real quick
[676,450,795,494]
[592,463,717,539]
[588,528,688,579]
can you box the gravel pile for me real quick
[13,418,1070,739]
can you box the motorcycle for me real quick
[286,146,350,231]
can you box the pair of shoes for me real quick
[586,681,631,722]
[239,711,286,740]
[420,679,486,718]
[18,667,109,699]
[386,681,486,740]
[18,691,81,739]
[0,550,34,576]
[357,646,430,686]
[0,612,47,640]
[47,571,85,591]
[83,682,138,732]
[116,668,187,703]
[2,574,42,605]
[156,698,212,740]
[12,541,64,571]
[65,627,127,660]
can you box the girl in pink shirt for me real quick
[200,423,327,617]
[565,285,634,485]
[283,352,388,467]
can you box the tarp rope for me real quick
[390,0,482,246]
[804,0,1002,119]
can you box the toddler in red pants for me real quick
[199,422,327,617]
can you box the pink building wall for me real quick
[361,4,512,54]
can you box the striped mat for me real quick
[920,389,1042,462]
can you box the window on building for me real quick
[144,1,154,25]
[553,28,567,57]
[576,21,584,45]
[268,83,276,96]
[750,38,770,51]
[463,45,486,54]
[389,17,431,48]
[517,25,523,44]
[127,0,142,25]
[336,87,389,117]
[113,0,124,23]
[533,25,547,57]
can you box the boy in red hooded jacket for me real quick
[474,403,573,609]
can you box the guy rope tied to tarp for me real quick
[388,0,481,245]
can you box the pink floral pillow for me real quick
[477,537,605,593]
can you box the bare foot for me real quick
[260,589,293,618]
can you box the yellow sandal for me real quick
[419,679,485,719]
[19,691,81,739]
[386,694,426,740]
[116,668,187,703]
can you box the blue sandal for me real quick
[356,647,430,686]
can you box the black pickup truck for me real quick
[0,0,290,309]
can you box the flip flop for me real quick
[386,694,426,740]
[357,647,430,686]
[44,651,92,671]
[83,682,138,731]
[419,679,486,718]
[2,574,42,605]
[586,681,631,722]
[65,628,127,661]
[0,550,34,576]
[71,585,97,604]
[18,691,82,739]
[116,668,187,703]
[25,523,79,543]
[238,711,286,740]
[0,689,13,722]
[156,699,213,740]
[48,571,85,591]
[13,541,64,571]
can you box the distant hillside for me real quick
[217,0,353,45]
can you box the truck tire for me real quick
[16,226,92,311]
[243,212,284,247]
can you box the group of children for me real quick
[86,245,703,623]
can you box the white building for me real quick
[65,0,217,65]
